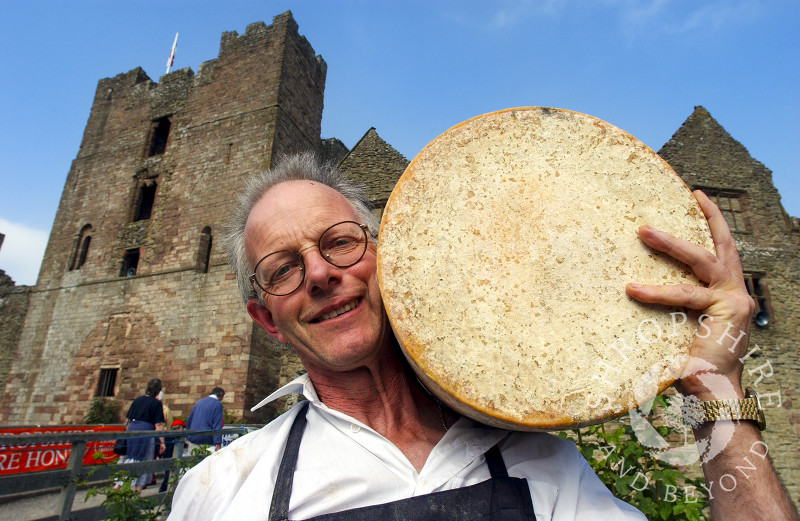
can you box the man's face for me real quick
[244,180,389,375]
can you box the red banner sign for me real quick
[0,425,125,476]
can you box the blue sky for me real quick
[1,0,798,285]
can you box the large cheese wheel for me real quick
[377,107,715,431]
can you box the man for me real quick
[185,387,225,452]
[169,153,797,520]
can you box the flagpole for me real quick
[166,33,179,74]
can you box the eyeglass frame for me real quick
[248,220,371,297]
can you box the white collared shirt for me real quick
[168,375,645,521]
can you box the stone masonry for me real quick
[339,128,410,221]
[0,11,328,424]
[0,270,31,405]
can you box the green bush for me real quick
[560,395,709,521]
[83,446,211,520]
[85,397,118,424]
[222,405,248,425]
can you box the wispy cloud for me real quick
[613,0,762,37]
[488,0,567,29]
[442,0,568,31]
[664,2,760,34]
[0,218,48,286]
[444,0,760,35]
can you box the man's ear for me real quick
[246,299,287,343]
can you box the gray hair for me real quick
[222,152,380,304]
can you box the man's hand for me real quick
[624,189,798,521]
[625,189,753,400]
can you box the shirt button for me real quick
[350,424,361,433]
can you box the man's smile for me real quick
[311,298,361,323]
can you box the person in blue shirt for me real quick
[185,387,225,452]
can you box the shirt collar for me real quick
[250,373,317,411]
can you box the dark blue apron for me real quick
[268,402,536,521]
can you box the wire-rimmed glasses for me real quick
[249,221,369,296]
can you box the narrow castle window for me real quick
[76,236,91,269]
[148,116,172,156]
[96,368,118,397]
[134,182,157,221]
[224,143,233,165]
[120,248,140,277]
[743,272,772,324]
[197,226,213,273]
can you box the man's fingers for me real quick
[637,225,729,287]
[693,190,746,288]
[626,282,754,319]
[626,282,717,310]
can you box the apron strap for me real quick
[269,401,311,521]
[484,444,508,479]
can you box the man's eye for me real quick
[270,263,298,283]
[325,235,358,251]
[334,237,355,247]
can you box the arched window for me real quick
[69,224,93,270]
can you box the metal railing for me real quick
[0,426,250,521]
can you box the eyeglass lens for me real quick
[254,221,367,296]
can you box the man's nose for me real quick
[301,247,340,292]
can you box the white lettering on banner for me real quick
[0,452,22,471]
[25,448,69,469]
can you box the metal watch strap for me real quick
[699,387,766,430]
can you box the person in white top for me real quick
[168,153,797,521]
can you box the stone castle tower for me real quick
[0,12,333,423]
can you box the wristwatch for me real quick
[689,387,766,431]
